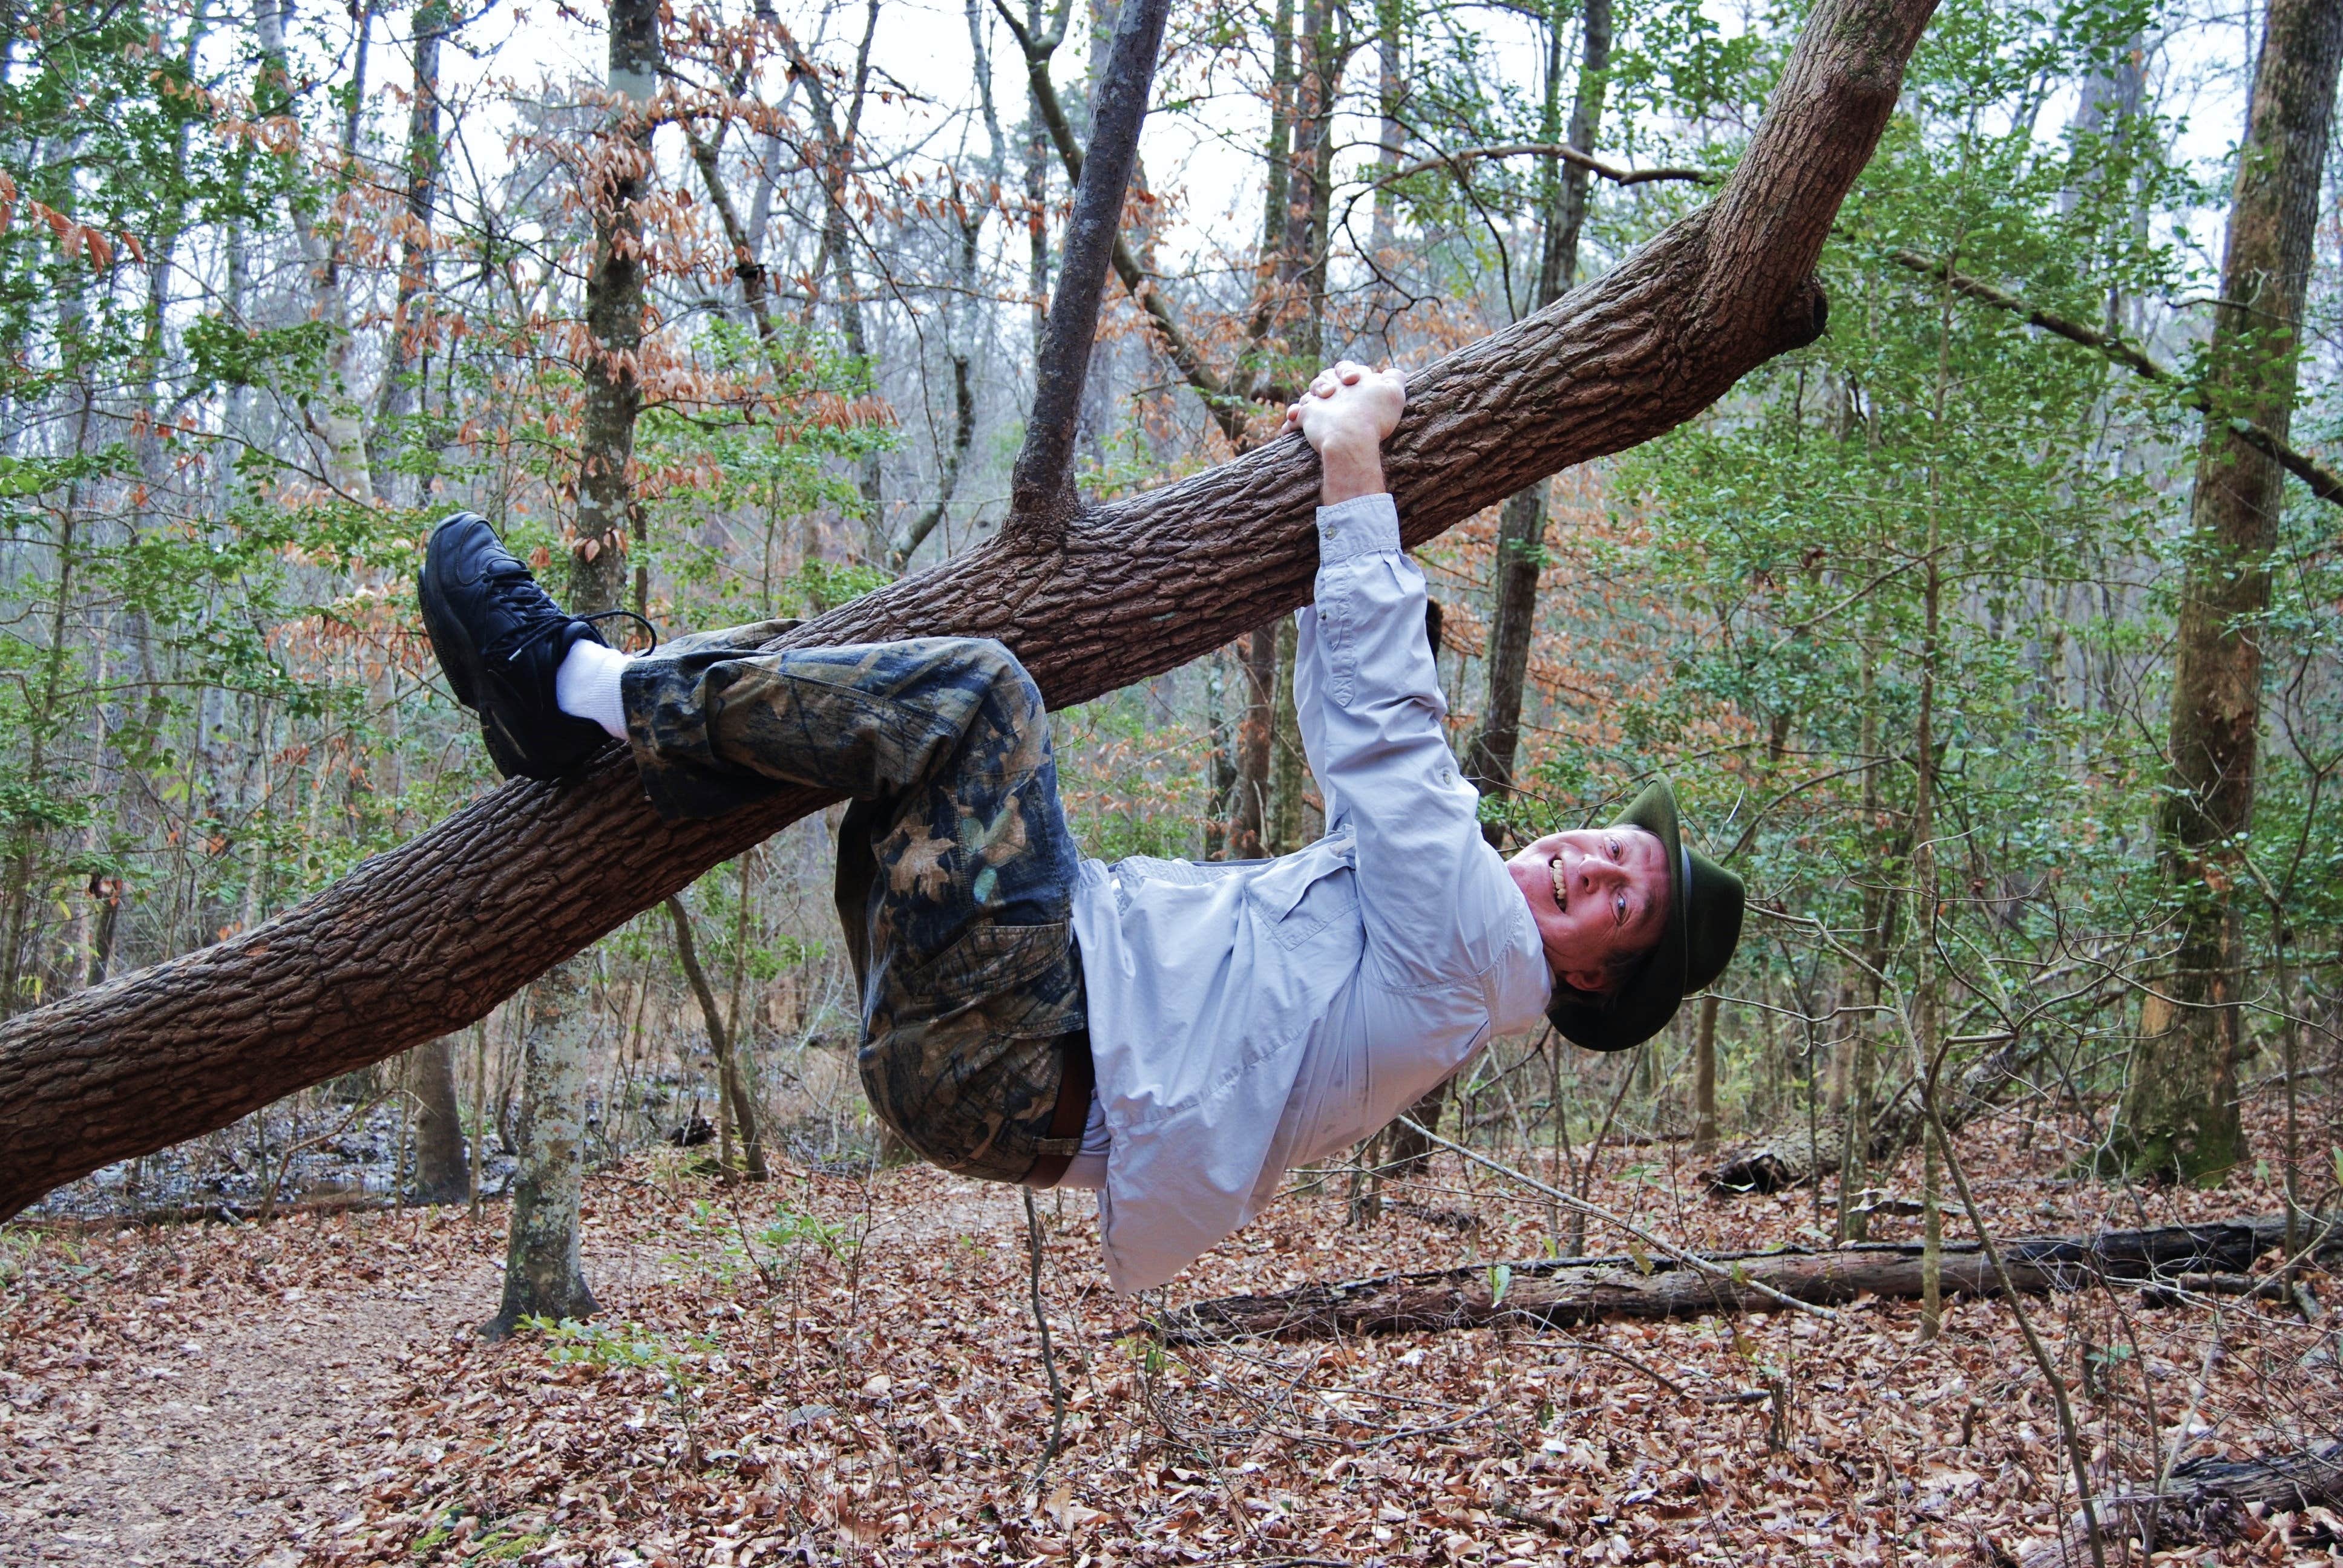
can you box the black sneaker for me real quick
[419,512,644,782]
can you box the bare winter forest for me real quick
[2,0,2342,1560]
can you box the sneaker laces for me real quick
[479,555,661,662]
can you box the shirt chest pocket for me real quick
[1248,860,1360,952]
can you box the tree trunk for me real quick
[1283,0,1335,364]
[1205,650,1238,857]
[1150,1214,2324,1343]
[1270,615,1307,854]
[1463,0,1611,822]
[1009,0,1170,529]
[665,893,768,1181]
[1691,993,1720,1152]
[1231,626,1276,857]
[2110,0,2343,1183]
[407,1034,470,1204]
[369,0,450,496]
[1381,1079,1449,1176]
[568,0,660,615]
[258,0,377,502]
[2021,1446,2343,1568]
[483,955,599,1336]
[0,0,1935,1218]
[488,0,661,1330]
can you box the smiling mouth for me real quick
[1550,855,1567,910]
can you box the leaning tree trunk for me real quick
[666,893,769,1181]
[0,0,1935,1218]
[2112,0,2343,1183]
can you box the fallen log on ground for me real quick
[1706,1036,2037,1195]
[0,0,1938,1219]
[1150,1214,2336,1343]
[2018,1445,2343,1568]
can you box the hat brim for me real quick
[1545,780,1691,1053]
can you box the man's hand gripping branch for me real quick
[1283,359,1406,506]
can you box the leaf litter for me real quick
[3,1104,2338,1566]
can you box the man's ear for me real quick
[1558,966,1610,996]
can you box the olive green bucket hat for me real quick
[1545,780,1745,1053]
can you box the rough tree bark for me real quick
[0,0,1937,1218]
[2112,0,2343,1182]
[1150,1214,2327,1342]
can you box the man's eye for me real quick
[1606,837,1620,858]
[1614,893,1628,923]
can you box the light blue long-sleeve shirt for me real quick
[1064,492,1554,1293]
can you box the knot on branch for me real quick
[1771,272,1830,356]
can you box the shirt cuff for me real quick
[1315,492,1401,564]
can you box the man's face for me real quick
[1506,826,1671,995]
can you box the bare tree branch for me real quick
[1886,246,2343,506]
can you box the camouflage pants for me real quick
[620,626,1086,1184]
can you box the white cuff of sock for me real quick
[554,639,631,740]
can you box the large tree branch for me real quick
[0,0,1936,1218]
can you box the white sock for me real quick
[554,638,630,740]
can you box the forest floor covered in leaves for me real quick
[5,1104,2339,1567]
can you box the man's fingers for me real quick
[1335,359,1365,382]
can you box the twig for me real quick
[1394,1118,1841,1323]
[257,1093,386,1222]
[1571,1337,1688,1394]
[1375,139,1713,191]
[1023,1187,1068,1492]
[1922,1105,2108,1568]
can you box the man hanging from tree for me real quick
[418,359,1746,1293]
